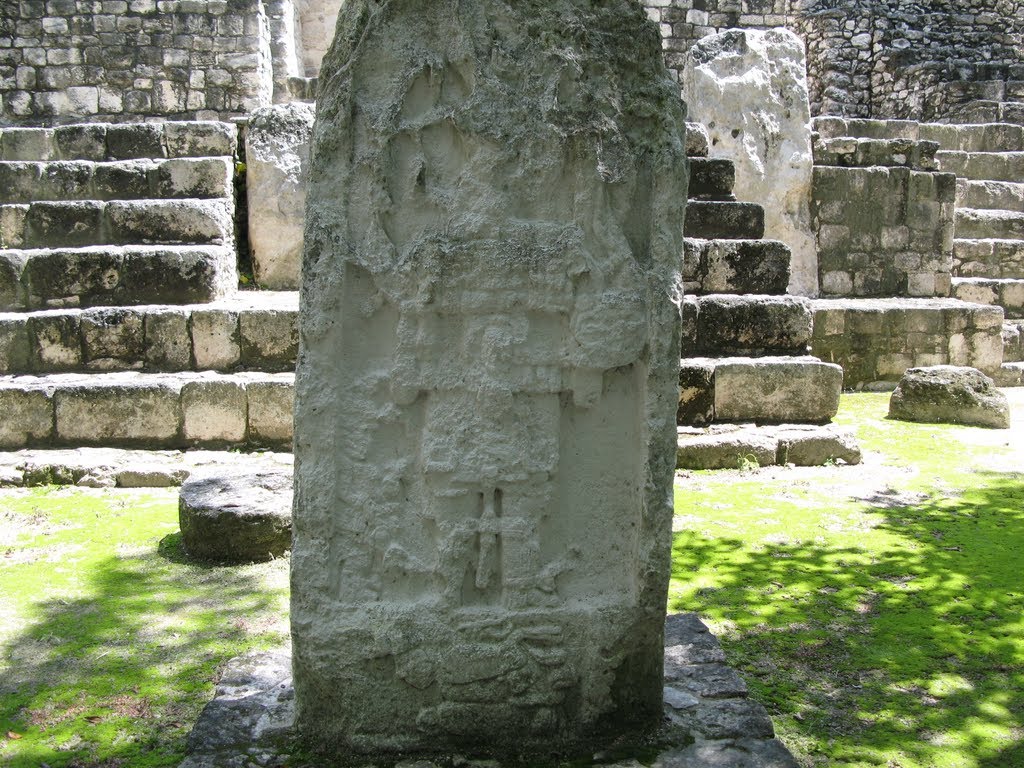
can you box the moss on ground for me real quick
[673,393,1024,768]
[0,487,288,768]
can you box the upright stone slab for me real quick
[682,29,818,297]
[292,0,688,758]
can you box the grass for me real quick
[672,393,1024,767]
[0,487,288,768]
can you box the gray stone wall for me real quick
[0,0,273,124]
[643,0,1024,120]
[811,138,956,297]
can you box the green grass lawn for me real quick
[0,487,288,768]
[672,393,1024,767]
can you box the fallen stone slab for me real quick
[0,447,292,488]
[889,365,1011,428]
[178,614,797,768]
[677,424,862,470]
[179,467,293,564]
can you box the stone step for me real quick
[676,423,861,470]
[682,294,812,357]
[0,447,292,489]
[950,277,1024,318]
[684,201,765,240]
[953,239,1024,280]
[0,121,237,162]
[0,245,237,311]
[955,208,1024,240]
[936,150,1024,182]
[813,117,1024,152]
[995,361,1024,387]
[677,355,842,427]
[0,157,234,204]
[0,370,294,451]
[943,100,1024,127]
[0,292,297,374]
[811,297,1004,389]
[682,238,791,295]
[955,179,1024,212]
[1003,320,1024,363]
[686,158,735,199]
[0,199,234,250]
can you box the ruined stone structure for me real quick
[646,0,1024,123]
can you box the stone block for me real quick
[676,429,777,470]
[22,247,124,308]
[889,366,1009,429]
[687,158,734,198]
[163,121,237,157]
[182,376,247,443]
[0,387,53,448]
[0,127,53,160]
[692,295,813,355]
[192,308,240,369]
[713,357,842,424]
[81,307,144,369]
[119,246,236,305]
[53,124,107,161]
[0,250,27,309]
[154,157,233,199]
[246,103,314,290]
[239,308,297,371]
[684,238,790,295]
[30,312,82,370]
[0,317,31,372]
[677,359,715,427]
[24,200,103,247]
[106,199,233,246]
[106,123,166,159]
[0,204,29,249]
[247,377,293,447]
[685,200,765,239]
[144,308,192,370]
[54,377,182,445]
[92,160,153,201]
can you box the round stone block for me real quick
[178,467,293,563]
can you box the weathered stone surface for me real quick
[676,423,861,469]
[182,378,249,445]
[685,295,813,356]
[246,103,315,290]
[678,360,716,427]
[683,238,791,296]
[686,200,765,240]
[176,613,797,767]
[889,365,1010,428]
[714,356,842,424]
[54,377,182,446]
[179,468,293,563]
[293,0,687,756]
[0,389,53,448]
[683,29,817,296]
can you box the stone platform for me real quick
[178,614,797,768]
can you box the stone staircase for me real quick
[677,127,854,470]
[0,121,296,457]
[812,117,1023,386]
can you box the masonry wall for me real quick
[0,0,274,125]
[644,0,1024,120]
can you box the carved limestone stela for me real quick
[291,0,688,756]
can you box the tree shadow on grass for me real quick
[671,471,1024,767]
[0,534,287,768]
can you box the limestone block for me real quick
[0,128,53,161]
[53,124,107,161]
[246,103,314,289]
[678,358,715,427]
[55,377,182,445]
[239,308,298,370]
[164,121,238,158]
[682,29,817,296]
[0,388,53,448]
[0,250,27,309]
[713,357,842,424]
[675,428,777,470]
[889,366,1009,429]
[192,308,241,369]
[155,157,233,199]
[145,308,193,370]
[0,316,31,372]
[179,468,293,563]
[106,123,166,159]
[119,246,237,305]
[24,201,103,248]
[776,426,862,466]
[292,0,687,755]
[30,312,83,371]
[106,199,234,246]
[92,161,154,201]
[247,377,293,447]
[684,238,791,295]
[81,307,145,370]
[182,377,248,443]
[690,295,813,355]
